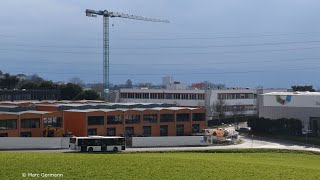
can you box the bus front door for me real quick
[101,143,107,152]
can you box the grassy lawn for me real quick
[1,150,320,179]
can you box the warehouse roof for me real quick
[63,107,203,113]
[0,110,54,115]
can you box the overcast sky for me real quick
[1,0,320,88]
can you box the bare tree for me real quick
[230,103,247,117]
[211,99,226,120]
[68,77,85,87]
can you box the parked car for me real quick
[237,127,251,133]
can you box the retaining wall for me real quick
[132,136,208,147]
[0,137,70,150]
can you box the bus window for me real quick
[70,138,76,143]
[78,139,83,146]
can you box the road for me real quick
[2,135,319,153]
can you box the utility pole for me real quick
[85,9,169,100]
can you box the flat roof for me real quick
[0,110,54,115]
[63,107,202,113]
[0,106,19,108]
[72,136,124,139]
[35,102,167,107]
[262,91,320,96]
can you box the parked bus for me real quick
[69,136,126,152]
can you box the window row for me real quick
[87,113,206,125]
[218,93,257,100]
[221,105,255,112]
[0,117,63,130]
[88,124,201,137]
[121,93,205,100]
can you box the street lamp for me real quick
[233,106,237,130]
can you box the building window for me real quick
[88,116,104,125]
[181,94,188,99]
[0,119,17,130]
[150,93,157,99]
[125,115,140,124]
[192,113,205,121]
[165,94,172,99]
[88,128,97,136]
[143,126,151,136]
[43,117,63,127]
[160,114,174,122]
[173,94,180,99]
[107,115,122,124]
[160,125,168,136]
[107,128,116,136]
[176,113,190,122]
[21,118,40,128]
[143,114,157,123]
[158,93,165,99]
[0,133,8,137]
[218,93,255,100]
[121,93,128,98]
[20,132,32,137]
[135,93,142,99]
[198,94,205,100]
[142,93,149,99]
[190,94,197,99]
[192,124,200,133]
[128,93,134,98]
[176,125,184,136]
[125,127,134,137]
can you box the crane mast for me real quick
[85,9,169,100]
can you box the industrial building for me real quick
[259,91,320,133]
[116,88,288,117]
[0,101,206,137]
[0,90,60,101]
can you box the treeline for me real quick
[291,85,315,92]
[247,117,302,136]
[0,71,101,100]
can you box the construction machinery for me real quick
[43,125,72,137]
[85,9,169,100]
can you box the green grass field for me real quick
[1,150,320,179]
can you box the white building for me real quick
[259,91,320,132]
[162,76,173,86]
[116,88,288,118]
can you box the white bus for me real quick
[69,136,126,152]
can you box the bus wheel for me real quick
[88,147,93,153]
[113,147,118,152]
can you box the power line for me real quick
[3,39,320,50]
[2,57,319,66]
[0,46,320,56]
[2,31,320,40]
[6,65,320,76]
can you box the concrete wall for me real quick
[132,136,208,147]
[0,137,70,150]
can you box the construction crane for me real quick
[85,9,169,100]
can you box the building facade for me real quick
[63,107,206,137]
[259,92,320,132]
[117,88,288,118]
[0,101,206,137]
[0,90,60,101]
